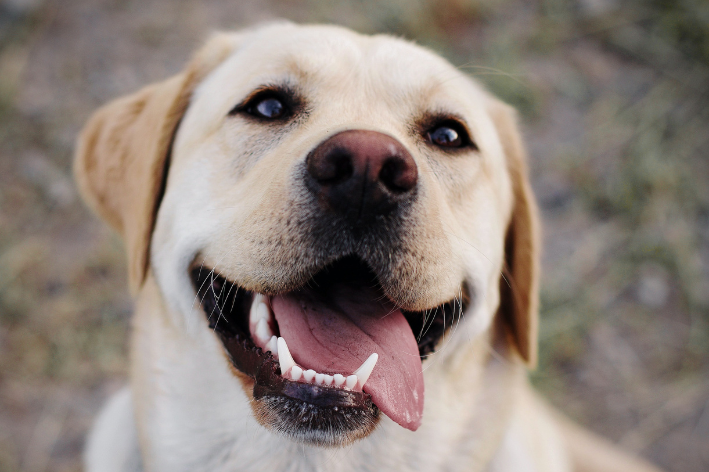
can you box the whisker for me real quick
[212,268,229,331]
[190,258,209,311]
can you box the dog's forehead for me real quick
[195,24,487,118]
[241,24,459,84]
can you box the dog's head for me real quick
[75,23,538,447]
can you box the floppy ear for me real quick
[74,32,241,295]
[489,99,540,367]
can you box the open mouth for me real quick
[191,256,466,445]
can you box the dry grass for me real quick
[0,0,706,471]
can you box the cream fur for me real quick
[75,22,662,472]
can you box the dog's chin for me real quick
[254,388,380,447]
[191,255,468,446]
[214,325,381,447]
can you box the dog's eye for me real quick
[425,120,475,150]
[429,126,461,147]
[230,89,295,121]
[252,97,285,119]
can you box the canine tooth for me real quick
[277,337,295,375]
[256,318,272,343]
[323,374,334,386]
[315,373,325,385]
[345,375,358,390]
[256,301,270,321]
[303,369,316,383]
[353,353,378,388]
[265,336,278,357]
[249,294,268,324]
[290,365,303,381]
[333,374,345,387]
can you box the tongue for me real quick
[271,284,424,430]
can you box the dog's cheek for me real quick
[150,159,229,328]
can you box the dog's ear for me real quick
[74,32,242,295]
[488,99,540,367]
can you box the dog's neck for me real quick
[129,274,525,472]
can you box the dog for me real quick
[74,22,662,472]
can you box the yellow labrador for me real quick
[75,22,662,472]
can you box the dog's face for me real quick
[76,23,538,448]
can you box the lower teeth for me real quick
[276,337,378,391]
[248,294,379,391]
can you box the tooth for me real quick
[265,336,278,357]
[290,365,303,381]
[256,301,269,321]
[353,353,378,388]
[277,337,295,375]
[345,375,358,390]
[333,374,345,387]
[323,375,334,386]
[256,318,271,343]
[303,369,316,383]
[249,294,268,325]
[315,373,325,385]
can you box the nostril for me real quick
[327,151,354,185]
[379,156,418,194]
[308,148,354,185]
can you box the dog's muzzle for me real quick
[191,131,467,446]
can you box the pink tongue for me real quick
[271,285,424,431]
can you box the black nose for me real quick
[305,130,418,221]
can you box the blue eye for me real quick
[429,126,461,147]
[254,97,285,119]
[425,120,474,150]
[229,86,301,121]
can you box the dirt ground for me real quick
[0,0,707,471]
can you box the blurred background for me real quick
[0,0,707,470]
